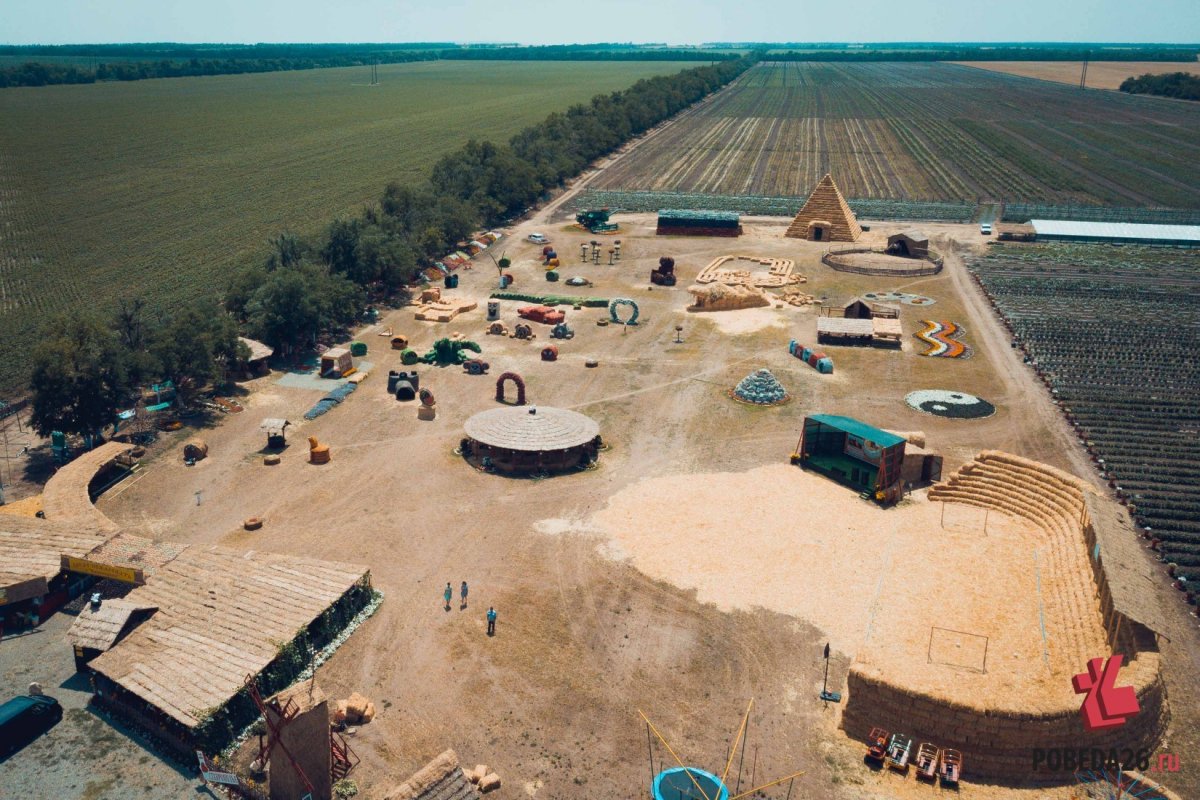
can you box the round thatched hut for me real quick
[461,406,600,475]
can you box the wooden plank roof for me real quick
[817,317,873,336]
[0,513,113,592]
[67,599,158,652]
[88,544,367,728]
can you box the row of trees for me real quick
[29,300,244,439]
[1,45,746,90]
[27,57,755,437]
[0,51,439,88]
[226,56,756,356]
[1120,72,1200,101]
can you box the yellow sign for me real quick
[60,556,145,585]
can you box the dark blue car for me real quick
[0,694,63,758]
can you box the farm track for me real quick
[591,62,1200,209]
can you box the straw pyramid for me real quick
[785,174,862,242]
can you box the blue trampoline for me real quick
[652,768,729,800]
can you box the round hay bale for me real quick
[263,454,281,466]
[183,438,208,461]
[596,319,609,327]
[585,359,599,368]
[243,517,263,531]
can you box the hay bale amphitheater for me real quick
[842,451,1168,783]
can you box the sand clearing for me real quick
[581,464,1103,708]
[953,61,1200,91]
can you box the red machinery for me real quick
[865,727,889,763]
[518,305,565,325]
[938,748,962,785]
[915,743,939,780]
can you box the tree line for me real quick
[224,56,755,357]
[0,42,738,89]
[0,51,439,88]
[1119,72,1200,101]
[29,299,245,441]
[28,56,755,440]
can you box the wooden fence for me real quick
[821,246,944,277]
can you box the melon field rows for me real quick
[0,60,701,397]
[595,62,1200,208]
[966,243,1200,585]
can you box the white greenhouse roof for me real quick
[1030,220,1200,244]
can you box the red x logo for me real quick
[1072,654,1140,731]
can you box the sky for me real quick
[2,0,1198,45]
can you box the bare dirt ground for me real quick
[4,207,1197,799]
[951,61,1200,91]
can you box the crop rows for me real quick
[966,243,1200,585]
[595,62,1200,209]
[0,60,702,398]
[568,189,974,222]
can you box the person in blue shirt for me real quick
[486,606,497,636]
[443,583,452,610]
[460,581,469,609]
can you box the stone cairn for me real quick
[733,369,790,405]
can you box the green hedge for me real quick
[490,291,609,307]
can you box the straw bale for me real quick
[381,749,481,800]
[41,441,131,533]
[346,692,370,721]
[478,774,501,793]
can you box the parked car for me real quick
[0,694,62,758]
[527,233,549,244]
[980,223,993,235]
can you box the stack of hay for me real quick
[334,692,376,725]
[733,369,790,405]
[465,763,502,794]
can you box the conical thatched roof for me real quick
[786,174,862,242]
[464,406,599,452]
[734,369,790,405]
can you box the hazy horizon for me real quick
[3,0,1198,47]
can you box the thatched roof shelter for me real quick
[0,514,113,604]
[464,406,598,453]
[88,545,369,728]
[238,336,274,363]
[67,599,158,653]
[1083,493,1169,641]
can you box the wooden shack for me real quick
[320,347,353,378]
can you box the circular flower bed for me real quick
[905,389,996,419]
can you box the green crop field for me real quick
[0,59,701,397]
[966,243,1200,584]
[595,62,1200,207]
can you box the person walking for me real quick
[486,606,497,636]
[460,581,469,609]
[443,582,452,610]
